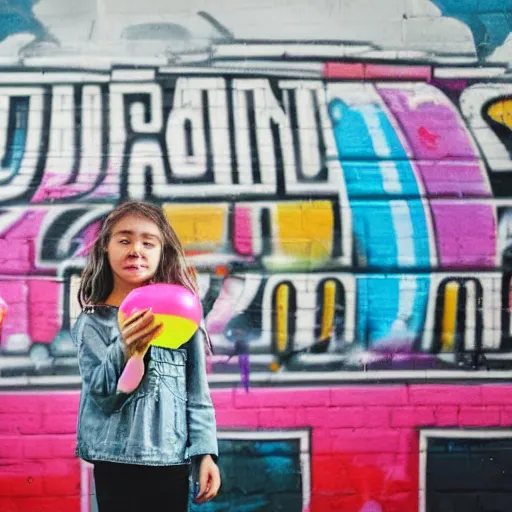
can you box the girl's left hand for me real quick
[194,454,221,504]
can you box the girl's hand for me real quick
[120,308,163,359]
[194,455,221,504]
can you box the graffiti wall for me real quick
[2,0,512,511]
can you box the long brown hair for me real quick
[78,200,198,308]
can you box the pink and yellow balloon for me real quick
[119,283,202,349]
[116,284,202,394]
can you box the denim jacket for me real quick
[71,305,218,466]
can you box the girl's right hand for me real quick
[120,308,163,359]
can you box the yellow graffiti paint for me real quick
[320,280,336,341]
[275,284,289,353]
[276,201,333,261]
[163,204,225,248]
[487,98,512,129]
[441,281,459,351]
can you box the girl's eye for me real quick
[143,242,154,248]
[119,240,129,245]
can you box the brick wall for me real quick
[1,385,512,511]
[1,1,512,512]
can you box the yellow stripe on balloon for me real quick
[150,314,199,349]
[275,284,289,353]
[320,280,336,341]
[441,281,459,351]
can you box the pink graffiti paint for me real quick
[418,126,439,150]
[0,296,7,344]
[0,211,46,274]
[0,279,61,349]
[83,163,121,199]
[233,207,253,256]
[323,62,365,79]
[0,281,29,350]
[2,384,512,512]
[31,181,96,203]
[323,63,431,81]
[205,277,245,334]
[0,209,62,349]
[430,201,496,268]
[377,86,492,195]
[365,64,431,81]
[76,221,101,257]
[28,280,61,344]
[378,86,496,268]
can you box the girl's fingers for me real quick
[119,308,149,329]
[203,475,220,502]
[134,323,163,353]
[194,471,209,504]
[124,309,153,331]
[135,320,162,343]
[194,458,221,504]
[121,310,154,342]
[124,320,162,347]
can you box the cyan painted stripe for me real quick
[329,97,400,342]
[329,98,398,264]
[356,275,430,345]
[329,97,431,268]
[329,94,430,344]
[357,103,431,268]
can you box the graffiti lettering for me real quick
[0,66,510,377]
[0,73,344,204]
[0,87,45,202]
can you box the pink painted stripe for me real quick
[0,281,29,349]
[1,385,512,512]
[323,62,431,80]
[377,86,495,267]
[365,64,431,81]
[377,86,489,166]
[1,383,511,432]
[414,161,491,197]
[430,201,496,268]
[233,206,253,256]
[323,62,365,79]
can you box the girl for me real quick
[72,200,221,512]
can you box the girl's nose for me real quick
[129,243,143,256]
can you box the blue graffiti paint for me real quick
[350,201,399,268]
[430,0,512,59]
[189,438,303,511]
[357,275,430,345]
[1,97,28,182]
[329,97,430,345]
[0,1,46,42]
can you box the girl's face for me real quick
[106,214,163,291]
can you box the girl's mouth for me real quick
[124,265,146,272]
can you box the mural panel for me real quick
[0,67,510,379]
[1,1,512,511]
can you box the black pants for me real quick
[93,461,190,512]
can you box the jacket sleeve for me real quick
[73,316,130,415]
[185,323,219,460]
